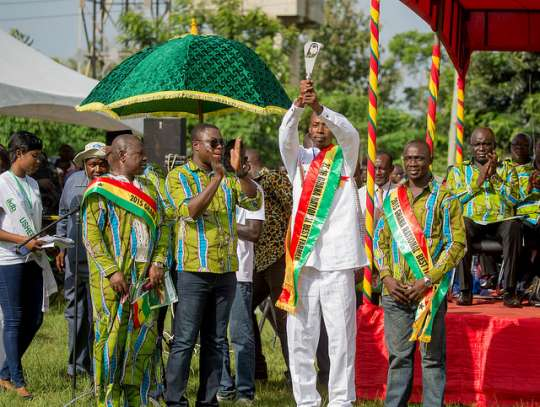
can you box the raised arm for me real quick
[302,80,359,171]
[279,100,305,182]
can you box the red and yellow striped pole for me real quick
[363,0,380,306]
[455,74,465,164]
[425,36,441,157]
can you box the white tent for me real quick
[0,29,141,133]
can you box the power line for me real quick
[0,13,82,22]
[0,0,71,6]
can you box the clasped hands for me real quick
[108,264,164,296]
[383,276,429,304]
[294,80,323,114]
[210,138,249,179]
[477,152,499,184]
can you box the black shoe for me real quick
[457,290,472,306]
[503,293,522,308]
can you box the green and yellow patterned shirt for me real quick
[141,162,174,268]
[446,159,520,224]
[505,159,540,225]
[165,159,262,274]
[374,178,466,293]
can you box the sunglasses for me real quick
[199,138,224,149]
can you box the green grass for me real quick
[0,300,385,406]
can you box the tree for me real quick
[117,0,298,83]
[465,51,540,150]
[0,116,104,158]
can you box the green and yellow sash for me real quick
[82,177,158,239]
[383,185,450,343]
[277,144,344,313]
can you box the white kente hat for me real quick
[73,141,107,167]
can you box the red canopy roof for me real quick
[400,0,540,76]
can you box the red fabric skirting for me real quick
[356,301,540,406]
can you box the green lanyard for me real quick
[9,171,33,210]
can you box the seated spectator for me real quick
[511,135,540,279]
[55,142,108,378]
[446,127,522,307]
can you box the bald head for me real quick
[470,127,495,164]
[471,127,495,145]
[403,140,431,158]
[109,134,146,178]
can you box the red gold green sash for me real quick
[277,144,344,313]
[83,177,158,239]
[132,294,152,329]
[383,185,450,342]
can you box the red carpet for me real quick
[355,300,540,406]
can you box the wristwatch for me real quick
[490,174,502,184]
[423,276,433,287]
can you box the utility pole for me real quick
[91,0,97,78]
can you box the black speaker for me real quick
[143,118,187,170]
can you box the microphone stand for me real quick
[16,207,80,251]
[64,208,94,406]
[71,210,80,399]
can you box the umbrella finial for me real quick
[191,18,199,35]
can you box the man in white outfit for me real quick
[277,80,366,407]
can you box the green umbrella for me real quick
[76,34,291,120]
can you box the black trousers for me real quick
[458,218,522,293]
[251,256,289,377]
[522,222,540,282]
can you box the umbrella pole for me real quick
[197,100,204,123]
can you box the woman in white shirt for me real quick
[0,131,46,399]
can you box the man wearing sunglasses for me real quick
[164,124,262,407]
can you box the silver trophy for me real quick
[304,41,323,80]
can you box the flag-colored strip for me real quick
[277,145,344,313]
[425,36,441,157]
[83,177,158,239]
[382,185,450,342]
[363,0,381,305]
[455,74,465,164]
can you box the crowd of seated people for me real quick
[446,128,540,308]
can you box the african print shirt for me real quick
[446,159,520,224]
[165,159,262,274]
[253,168,292,272]
[505,159,540,225]
[374,178,466,293]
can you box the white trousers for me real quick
[287,267,357,407]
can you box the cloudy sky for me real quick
[0,0,430,60]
